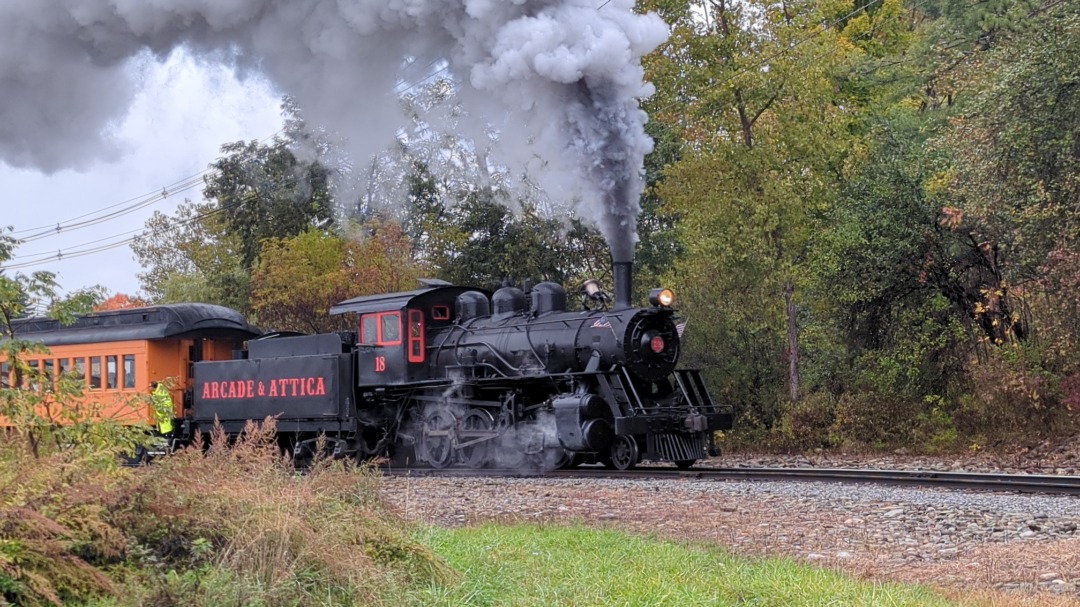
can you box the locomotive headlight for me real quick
[649,288,675,308]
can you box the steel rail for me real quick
[676,467,1080,495]
[384,465,1080,495]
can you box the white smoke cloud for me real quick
[0,0,666,260]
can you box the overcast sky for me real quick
[0,50,283,298]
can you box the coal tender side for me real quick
[191,332,358,459]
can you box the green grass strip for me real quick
[405,524,959,607]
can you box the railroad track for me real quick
[383,465,1080,496]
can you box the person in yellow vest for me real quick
[150,381,175,435]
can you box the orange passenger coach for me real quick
[1,304,261,429]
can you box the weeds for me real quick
[0,420,455,606]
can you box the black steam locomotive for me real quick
[190,262,732,470]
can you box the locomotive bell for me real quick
[580,279,610,310]
[582,279,602,298]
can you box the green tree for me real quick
[131,200,249,310]
[936,2,1080,289]
[203,137,335,272]
[643,0,859,427]
[133,104,335,313]
[0,229,142,459]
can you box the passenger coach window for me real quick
[44,360,54,388]
[106,356,118,390]
[27,360,41,391]
[90,357,102,390]
[1,362,8,388]
[73,358,86,385]
[123,355,136,389]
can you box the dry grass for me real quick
[0,421,456,606]
[108,420,457,606]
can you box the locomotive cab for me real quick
[330,284,490,387]
[356,308,411,385]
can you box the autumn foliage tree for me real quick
[250,221,427,333]
[93,293,147,312]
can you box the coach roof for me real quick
[7,303,262,346]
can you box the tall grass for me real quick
[0,420,455,606]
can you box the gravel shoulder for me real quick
[380,446,1080,605]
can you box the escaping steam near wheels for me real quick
[0,0,667,260]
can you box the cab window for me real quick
[380,313,401,345]
[360,315,378,345]
[360,312,402,346]
[431,305,450,321]
[408,309,425,363]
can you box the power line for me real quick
[10,182,204,259]
[6,171,214,237]
[2,198,241,271]
[3,130,287,254]
[16,177,205,244]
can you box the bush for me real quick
[911,396,959,453]
[766,391,837,451]
[953,345,1070,440]
[828,392,924,450]
[0,446,128,606]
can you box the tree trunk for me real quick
[784,278,800,402]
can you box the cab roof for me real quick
[330,285,489,317]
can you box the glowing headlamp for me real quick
[649,288,675,308]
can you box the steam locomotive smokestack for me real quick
[613,261,632,311]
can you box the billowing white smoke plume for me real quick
[0,0,667,261]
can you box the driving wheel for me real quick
[459,409,495,468]
[419,409,455,468]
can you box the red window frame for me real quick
[360,312,403,346]
[431,305,451,321]
[407,309,425,363]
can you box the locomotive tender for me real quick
[193,263,732,470]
